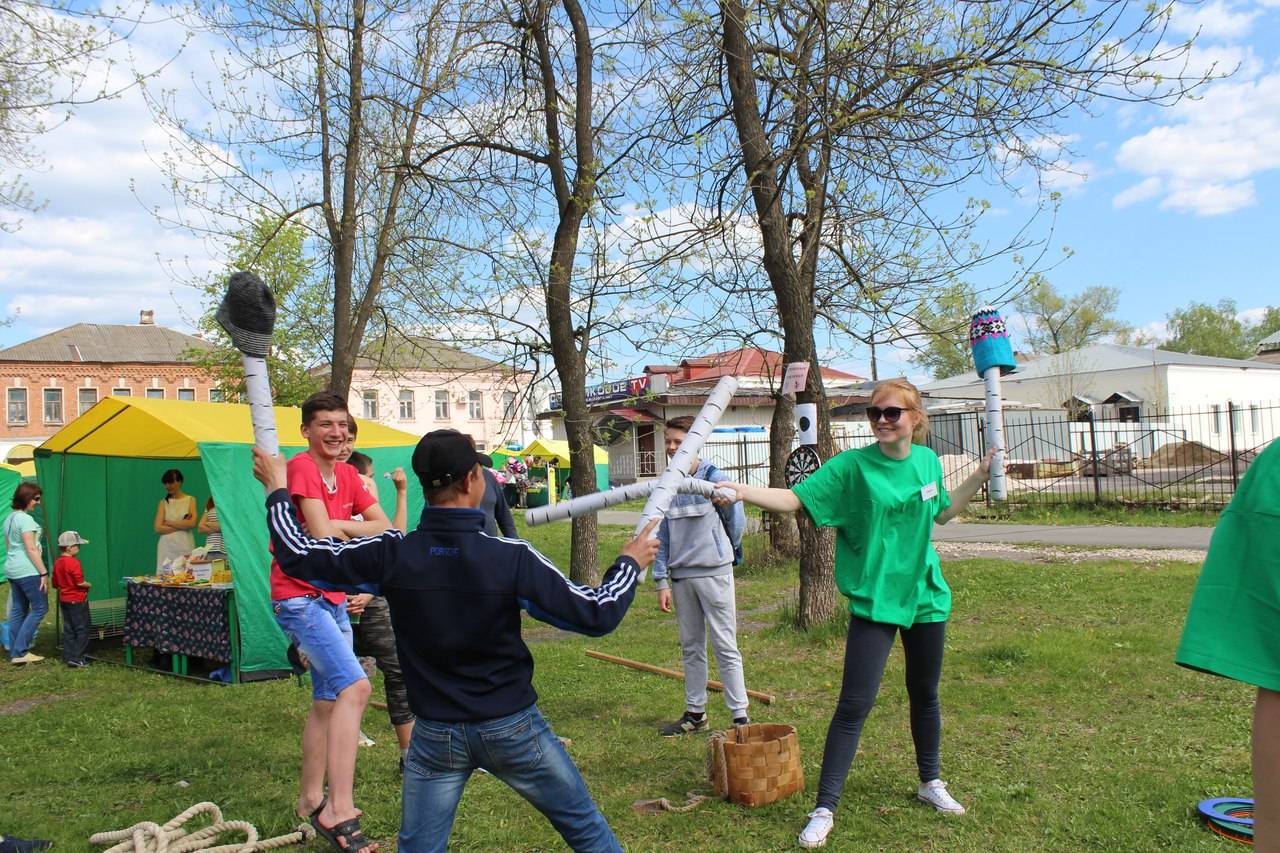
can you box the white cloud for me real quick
[1168,1,1261,39]
[1114,71,1280,215]
[1159,180,1257,214]
[0,14,252,347]
[1113,176,1164,208]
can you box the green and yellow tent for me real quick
[35,396,422,678]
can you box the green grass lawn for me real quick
[0,522,1250,851]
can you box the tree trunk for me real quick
[766,395,800,558]
[721,0,836,626]
[538,0,599,584]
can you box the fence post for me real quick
[1088,415,1102,504]
[975,413,990,507]
[1227,401,1239,490]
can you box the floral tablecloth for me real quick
[123,581,234,661]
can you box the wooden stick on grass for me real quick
[586,649,775,705]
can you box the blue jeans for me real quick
[7,575,48,658]
[271,596,365,701]
[400,704,621,853]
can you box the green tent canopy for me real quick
[35,396,422,677]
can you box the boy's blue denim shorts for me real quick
[272,595,367,702]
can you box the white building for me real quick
[920,344,1280,455]
[343,337,543,452]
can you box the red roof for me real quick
[645,347,863,386]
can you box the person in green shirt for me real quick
[722,378,991,849]
[1176,439,1280,853]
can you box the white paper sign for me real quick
[782,361,811,395]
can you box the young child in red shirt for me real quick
[52,531,92,667]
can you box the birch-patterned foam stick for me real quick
[524,477,730,527]
[635,376,738,547]
[969,306,1017,500]
[216,272,279,456]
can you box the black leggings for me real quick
[815,616,946,811]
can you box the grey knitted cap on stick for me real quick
[216,271,276,358]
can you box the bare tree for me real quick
[141,0,476,396]
[389,0,673,582]
[643,0,1207,626]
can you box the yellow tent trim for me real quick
[39,396,420,458]
[0,462,24,476]
[520,437,607,467]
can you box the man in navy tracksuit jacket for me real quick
[254,429,659,853]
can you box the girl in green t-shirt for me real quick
[1175,438,1280,851]
[723,379,991,849]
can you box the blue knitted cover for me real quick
[969,306,1017,378]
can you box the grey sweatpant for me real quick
[672,573,748,717]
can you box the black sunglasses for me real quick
[866,406,905,424]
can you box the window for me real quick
[6,388,27,424]
[475,441,486,451]
[209,388,225,403]
[398,389,415,420]
[177,388,195,401]
[1230,405,1242,434]
[77,387,98,416]
[501,391,517,421]
[43,388,63,424]
[1211,405,1222,434]
[1251,405,1262,433]
[468,390,483,420]
[434,390,449,419]
[145,388,164,399]
[112,387,131,396]
[1117,405,1139,423]
[362,389,379,420]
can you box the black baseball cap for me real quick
[411,430,488,489]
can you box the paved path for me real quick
[591,511,1214,550]
[930,522,1213,550]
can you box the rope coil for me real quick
[89,802,314,853]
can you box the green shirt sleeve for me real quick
[791,450,855,528]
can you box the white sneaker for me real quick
[917,779,966,815]
[357,730,376,748]
[798,807,834,848]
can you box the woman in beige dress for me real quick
[154,468,196,571]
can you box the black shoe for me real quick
[66,660,89,668]
[0,836,54,852]
[659,711,708,737]
[732,716,751,727]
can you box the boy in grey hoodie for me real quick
[653,415,750,735]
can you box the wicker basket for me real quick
[708,723,805,808]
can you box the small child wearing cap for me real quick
[52,531,92,667]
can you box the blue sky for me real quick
[0,0,1276,385]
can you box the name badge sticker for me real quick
[920,482,939,501]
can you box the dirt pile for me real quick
[1144,441,1226,468]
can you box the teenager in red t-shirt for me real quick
[52,530,92,667]
[270,391,396,851]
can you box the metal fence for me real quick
[696,400,1279,509]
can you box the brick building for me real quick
[0,312,214,463]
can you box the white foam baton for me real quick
[217,272,280,456]
[636,375,737,542]
[524,477,733,527]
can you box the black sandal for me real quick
[310,812,376,852]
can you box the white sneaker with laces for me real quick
[917,779,966,815]
[798,807,834,848]
[357,730,376,748]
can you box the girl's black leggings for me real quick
[815,615,946,811]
